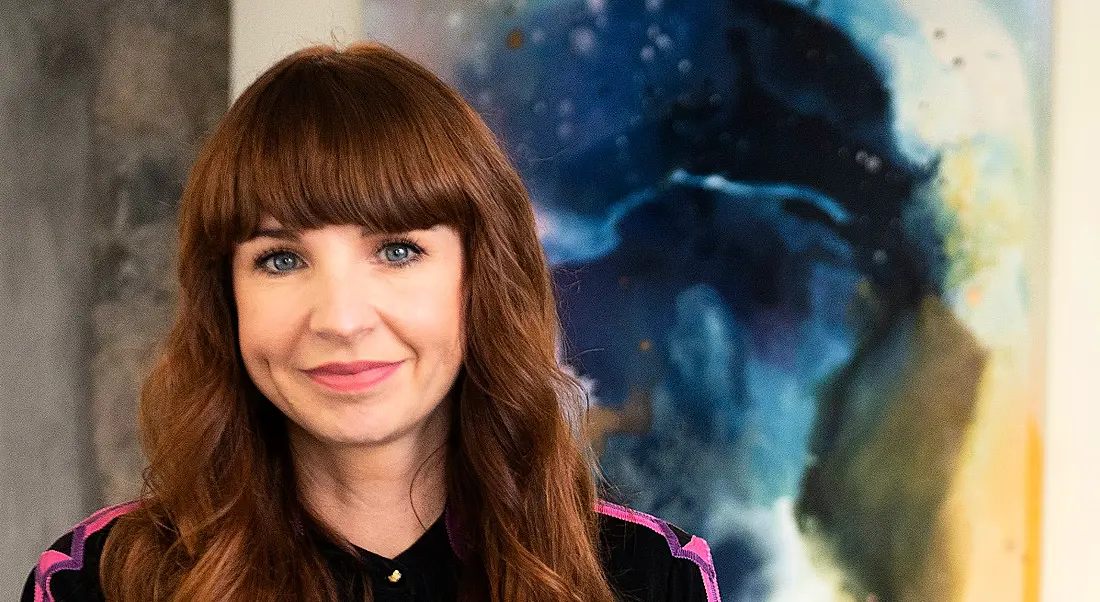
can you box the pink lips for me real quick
[304,360,403,393]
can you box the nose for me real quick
[308,267,381,341]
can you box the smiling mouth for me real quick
[304,361,404,393]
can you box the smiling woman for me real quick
[233,223,465,454]
[21,42,721,602]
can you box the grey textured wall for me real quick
[1,1,100,592]
[1,0,227,592]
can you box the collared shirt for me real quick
[23,500,722,602]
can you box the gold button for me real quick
[387,570,402,583]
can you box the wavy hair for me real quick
[100,42,616,602]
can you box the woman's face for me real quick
[231,218,465,448]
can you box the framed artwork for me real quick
[364,1,1048,600]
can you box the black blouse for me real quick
[23,500,721,602]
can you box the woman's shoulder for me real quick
[21,501,140,602]
[595,500,721,602]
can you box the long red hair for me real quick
[100,42,616,602]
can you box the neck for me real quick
[291,402,450,558]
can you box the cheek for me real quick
[234,285,295,365]
[405,277,465,354]
[236,305,263,360]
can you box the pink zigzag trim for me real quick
[33,501,140,602]
[684,535,715,565]
[595,500,722,602]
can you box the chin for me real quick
[323,431,401,448]
[280,384,448,449]
[309,416,409,448]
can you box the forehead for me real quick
[258,215,282,229]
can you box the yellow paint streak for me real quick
[1023,418,1043,602]
[950,353,1032,602]
[931,136,1038,602]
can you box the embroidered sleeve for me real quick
[665,534,721,602]
[22,502,138,602]
[595,500,722,602]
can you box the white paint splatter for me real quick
[571,26,597,55]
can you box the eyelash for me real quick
[252,237,426,275]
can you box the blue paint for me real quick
[386,0,1036,598]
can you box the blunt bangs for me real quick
[203,45,485,252]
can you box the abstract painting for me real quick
[363,1,1048,600]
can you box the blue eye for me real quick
[259,250,302,273]
[379,241,422,266]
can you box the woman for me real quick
[23,42,721,602]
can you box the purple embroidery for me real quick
[442,499,720,600]
[34,501,140,602]
[596,500,722,602]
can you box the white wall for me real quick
[228,0,1100,598]
[230,0,364,99]
[1039,0,1100,599]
